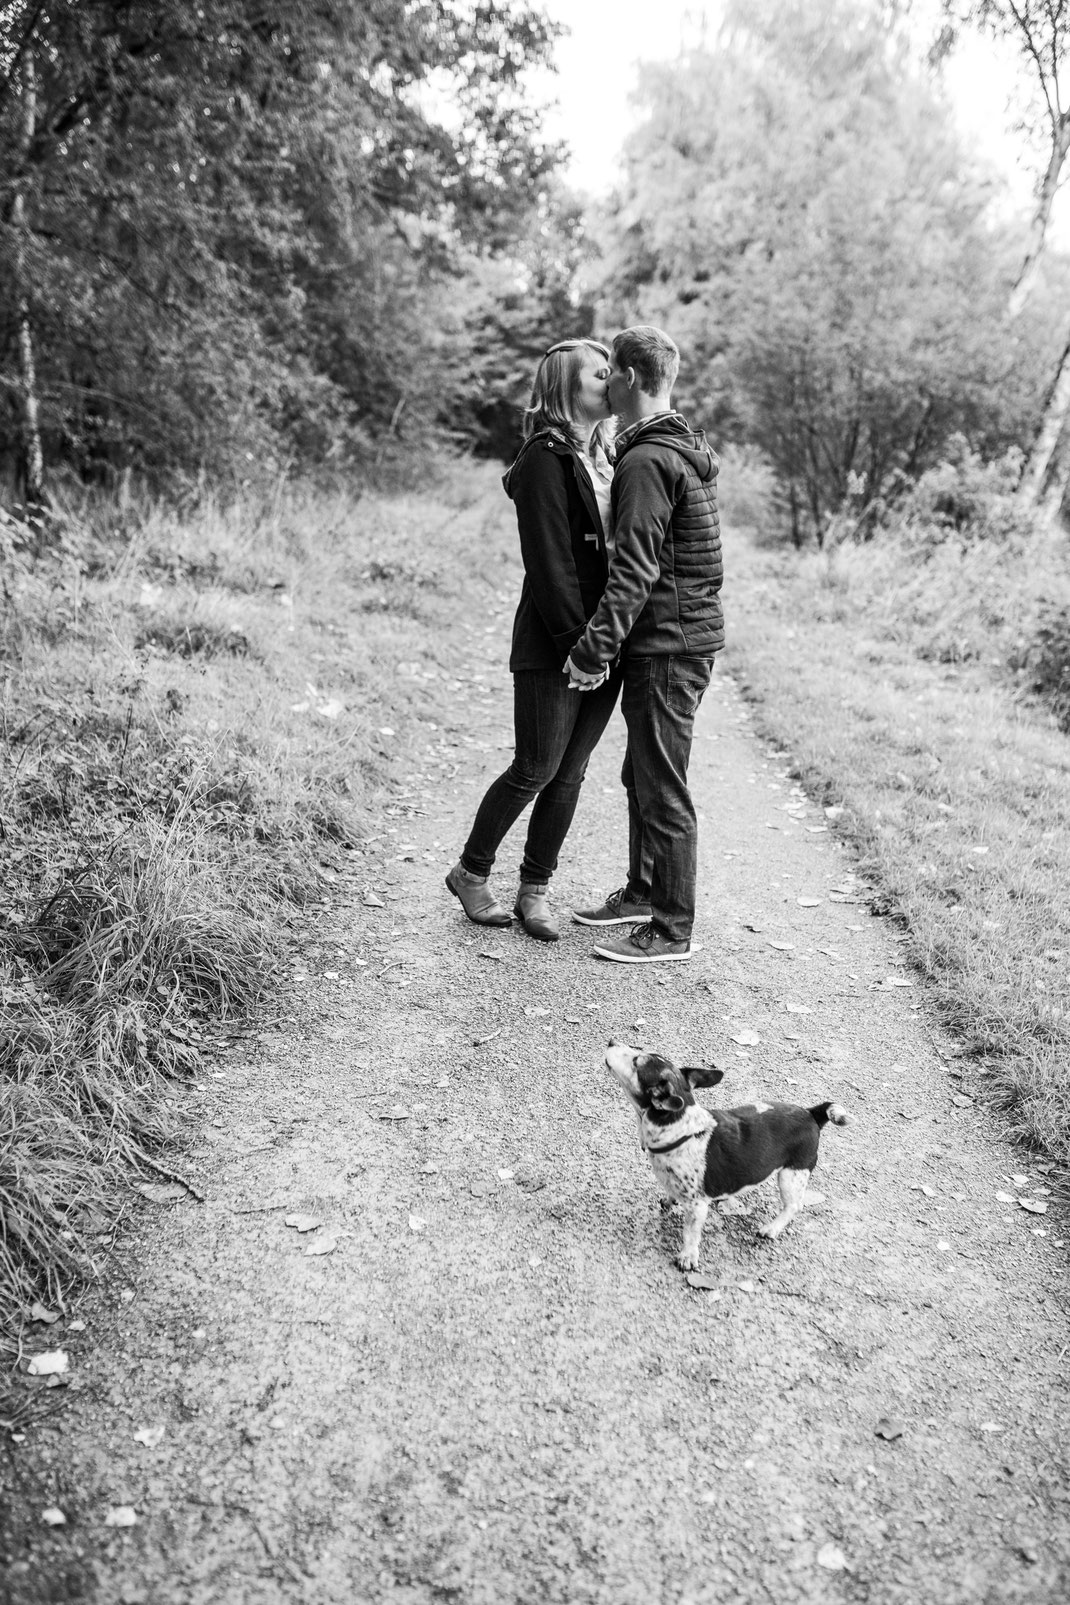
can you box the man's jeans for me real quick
[462,667,621,884]
[620,654,714,942]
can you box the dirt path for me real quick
[5,575,1070,1605]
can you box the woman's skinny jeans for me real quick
[461,666,621,885]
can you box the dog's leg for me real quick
[758,1167,811,1240]
[677,1196,710,1270]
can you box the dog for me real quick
[605,1040,847,1270]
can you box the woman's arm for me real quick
[512,445,593,653]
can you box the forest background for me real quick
[3,0,1070,1335]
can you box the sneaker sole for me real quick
[572,911,652,926]
[592,944,698,964]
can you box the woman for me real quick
[446,338,619,942]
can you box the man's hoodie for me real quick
[569,412,723,674]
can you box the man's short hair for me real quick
[612,325,679,396]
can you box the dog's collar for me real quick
[645,1129,709,1155]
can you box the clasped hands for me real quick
[563,654,608,692]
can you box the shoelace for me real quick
[627,921,656,947]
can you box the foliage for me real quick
[596,0,1050,542]
[0,1,563,489]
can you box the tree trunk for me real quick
[1019,329,1070,507]
[1037,424,1070,523]
[1009,113,1070,319]
[13,52,46,509]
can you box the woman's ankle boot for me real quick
[514,881,560,942]
[445,862,512,926]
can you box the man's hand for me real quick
[564,654,608,691]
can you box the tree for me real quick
[0,1,562,495]
[597,0,1039,543]
[941,4,1070,513]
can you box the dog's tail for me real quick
[809,1101,847,1128]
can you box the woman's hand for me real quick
[564,655,609,691]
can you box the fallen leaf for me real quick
[1019,1199,1048,1215]
[950,1094,974,1108]
[30,1303,59,1325]
[816,1542,848,1571]
[979,1421,1002,1433]
[784,1002,812,1015]
[304,1234,339,1256]
[136,1182,188,1203]
[27,1351,68,1376]
[824,806,844,820]
[104,1507,138,1528]
[884,976,914,988]
[362,892,385,908]
[133,1425,166,1448]
[685,1273,722,1293]
[898,1108,924,1121]
[875,1417,904,1441]
[497,1169,514,1181]
[919,1184,936,1198]
[408,1214,427,1233]
[1011,1174,1029,1186]
[41,1508,66,1526]
[767,940,795,951]
[378,1105,411,1121]
[284,1214,324,1233]
[736,1280,757,1293]
[796,897,822,907]
[936,1240,952,1251]
[523,1006,550,1017]
[995,1191,1016,1203]
[731,1030,761,1046]
[477,950,505,962]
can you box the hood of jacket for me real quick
[615,412,717,482]
[501,429,572,500]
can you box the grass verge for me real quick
[1,460,513,1353]
[720,508,1070,1174]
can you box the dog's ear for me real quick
[649,1070,686,1114]
[683,1063,724,1090]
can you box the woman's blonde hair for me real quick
[523,338,613,454]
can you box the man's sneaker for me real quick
[572,886,653,926]
[592,921,694,964]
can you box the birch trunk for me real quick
[1008,115,1070,319]
[1019,330,1070,507]
[13,52,46,509]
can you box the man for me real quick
[566,325,723,964]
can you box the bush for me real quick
[1017,603,1070,734]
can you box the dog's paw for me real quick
[676,1252,699,1271]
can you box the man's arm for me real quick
[567,449,679,674]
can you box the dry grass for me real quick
[722,508,1070,1172]
[0,458,510,1351]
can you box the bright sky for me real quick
[531,0,1045,225]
